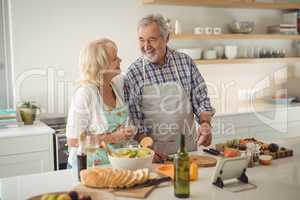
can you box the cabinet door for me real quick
[0,135,50,156]
[0,134,54,177]
[0,151,51,178]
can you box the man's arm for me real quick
[190,60,215,123]
[189,60,215,146]
[199,112,212,125]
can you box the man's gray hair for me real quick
[138,14,170,39]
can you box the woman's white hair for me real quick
[79,38,116,86]
[138,13,171,39]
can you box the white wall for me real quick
[9,0,299,114]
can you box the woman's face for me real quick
[104,43,122,80]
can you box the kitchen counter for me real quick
[1,137,300,200]
[214,100,300,117]
[0,121,55,138]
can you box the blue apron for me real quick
[87,104,128,167]
[67,82,129,169]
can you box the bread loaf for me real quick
[80,168,149,189]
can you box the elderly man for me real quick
[124,14,214,155]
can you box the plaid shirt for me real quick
[124,47,214,134]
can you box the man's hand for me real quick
[196,122,212,147]
[152,151,169,163]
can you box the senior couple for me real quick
[66,14,214,169]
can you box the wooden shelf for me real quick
[142,0,300,10]
[195,57,300,65]
[171,33,300,40]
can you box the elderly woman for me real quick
[66,38,133,169]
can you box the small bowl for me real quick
[177,48,202,60]
[108,147,154,171]
[228,21,255,34]
[259,155,273,165]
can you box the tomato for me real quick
[224,147,240,157]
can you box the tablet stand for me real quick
[213,168,248,189]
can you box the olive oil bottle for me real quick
[174,133,190,198]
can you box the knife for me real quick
[112,176,172,191]
[203,148,222,156]
[131,176,172,189]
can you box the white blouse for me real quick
[66,75,125,168]
[66,74,126,166]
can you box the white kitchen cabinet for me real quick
[212,105,300,142]
[0,123,54,178]
[0,151,51,178]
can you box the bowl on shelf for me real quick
[228,21,255,34]
[177,48,202,60]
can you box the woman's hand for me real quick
[98,126,134,144]
[113,126,134,142]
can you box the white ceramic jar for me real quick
[203,49,217,60]
[225,45,238,59]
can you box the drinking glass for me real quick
[85,133,99,168]
[125,119,139,148]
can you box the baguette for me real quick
[80,168,149,189]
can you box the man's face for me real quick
[138,22,168,64]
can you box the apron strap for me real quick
[170,54,183,88]
[142,57,147,85]
[170,53,189,97]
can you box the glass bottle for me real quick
[174,134,190,198]
[77,131,87,181]
[77,151,87,181]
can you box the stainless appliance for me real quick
[287,77,300,102]
[41,115,68,170]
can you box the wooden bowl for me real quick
[27,190,115,200]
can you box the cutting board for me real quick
[74,184,156,199]
[189,155,217,167]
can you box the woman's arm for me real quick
[67,138,79,147]
[67,127,134,148]
[97,127,133,144]
[66,87,92,147]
